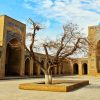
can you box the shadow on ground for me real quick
[85,84,100,89]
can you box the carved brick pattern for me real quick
[6,31,22,43]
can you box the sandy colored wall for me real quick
[0,16,5,46]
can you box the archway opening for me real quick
[61,63,63,74]
[52,67,55,75]
[25,58,30,75]
[97,40,100,73]
[5,38,21,76]
[33,62,38,75]
[82,63,88,75]
[73,63,79,74]
[57,67,59,74]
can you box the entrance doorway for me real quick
[73,63,79,74]
[33,62,38,75]
[82,63,88,75]
[25,58,30,75]
[5,38,21,76]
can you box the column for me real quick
[29,58,33,76]
[70,61,74,75]
[54,67,57,75]
[78,61,83,75]
[37,57,41,76]
[20,45,25,76]
[1,43,6,78]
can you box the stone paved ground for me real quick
[0,76,100,100]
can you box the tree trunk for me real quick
[45,74,52,84]
[49,74,52,84]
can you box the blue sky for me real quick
[0,0,100,40]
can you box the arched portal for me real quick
[97,40,100,73]
[73,63,79,74]
[33,62,38,75]
[52,67,55,75]
[25,58,30,75]
[5,38,21,76]
[82,63,88,75]
[61,63,63,74]
[57,66,59,74]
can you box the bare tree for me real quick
[26,19,90,84]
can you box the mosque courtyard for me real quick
[0,76,100,100]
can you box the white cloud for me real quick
[23,0,100,36]
[42,0,53,8]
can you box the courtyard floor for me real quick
[0,75,100,100]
